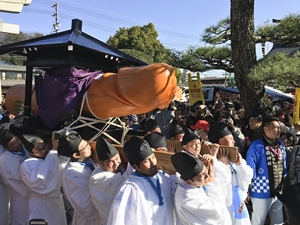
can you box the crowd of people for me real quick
[0,92,299,225]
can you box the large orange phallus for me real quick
[5,63,177,119]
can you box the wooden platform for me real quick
[90,135,238,174]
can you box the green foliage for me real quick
[0,31,43,65]
[173,68,183,84]
[256,14,300,45]
[119,49,154,64]
[107,23,169,63]
[202,17,231,45]
[0,31,43,46]
[249,52,300,89]
[188,46,233,71]
[167,49,206,72]
[168,45,233,73]
[170,13,300,88]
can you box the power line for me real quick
[22,5,196,49]
[34,0,200,41]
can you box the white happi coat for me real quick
[213,159,253,225]
[20,149,67,225]
[89,163,134,225]
[62,159,99,225]
[0,145,12,225]
[0,147,30,225]
[174,179,232,225]
[107,170,178,225]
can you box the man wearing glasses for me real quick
[60,132,100,225]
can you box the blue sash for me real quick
[76,159,95,171]
[134,171,164,206]
[10,148,26,157]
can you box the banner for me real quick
[188,73,205,105]
[202,87,213,102]
[213,87,240,101]
[293,87,300,124]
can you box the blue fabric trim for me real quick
[134,171,164,206]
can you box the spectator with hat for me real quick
[20,132,68,225]
[129,114,139,130]
[60,132,99,225]
[107,136,178,225]
[89,136,133,225]
[171,152,232,225]
[208,122,253,225]
[0,128,30,225]
[190,120,210,142]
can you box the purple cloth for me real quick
[35,67,101,129]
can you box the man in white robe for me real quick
[61,132,99,225]
[0,144,12,225]
[20,133,67,225]
[208,122,253,225]
[89,136,133,225]
[0,128,30,225]
[107,136,178,225]
[171,152,232,225]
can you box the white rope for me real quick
[66,91,129,145]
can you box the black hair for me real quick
[281,132,296,144]
[263,117,279,127]
[190,107,198,113]
[192,100,203,107]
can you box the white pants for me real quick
[251,197,283,225]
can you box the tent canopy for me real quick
[214,86,294,102]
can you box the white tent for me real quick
[265,85,294,101]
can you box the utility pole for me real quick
[52,2,60,33]
[262,19,270,56]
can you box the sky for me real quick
[0,0,300,76]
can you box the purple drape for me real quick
[35,67,101,129]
